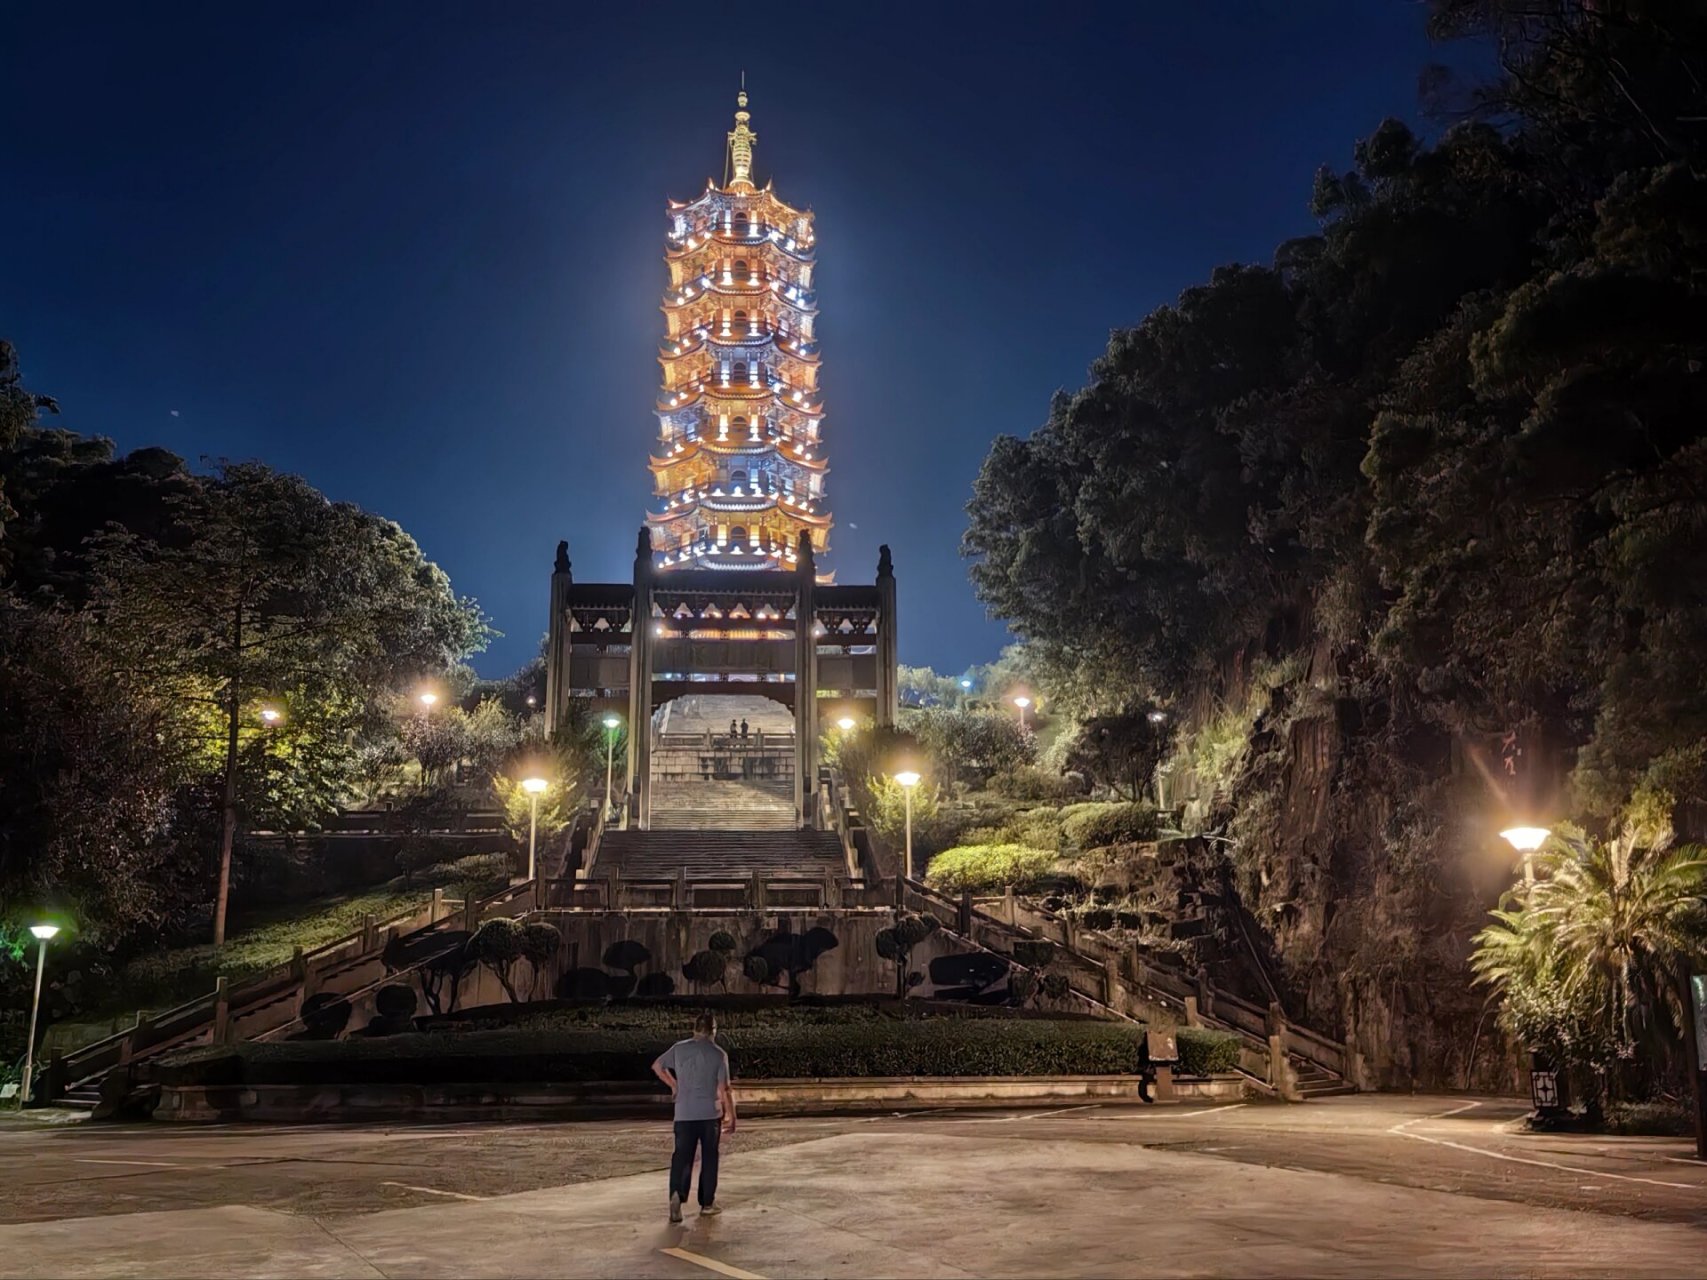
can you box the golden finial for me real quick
[727,79,756,191]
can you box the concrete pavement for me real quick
[1,1096,1703,1278]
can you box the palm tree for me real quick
[1473,827,1707,1101]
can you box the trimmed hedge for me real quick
[1176,1028,1242,1076]
[1061,802,1159,850]
[157,1017,1152,1087]
[924,843,1056,894]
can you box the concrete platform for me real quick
[3,1096,1704,1277]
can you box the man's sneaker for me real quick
[669,1193,683,1223]
[699,1203,722,1216]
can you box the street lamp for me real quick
[521,777,549,881]
[837,716,857,733]
[1147,710,1167,725]
[602,715,622,820]
[1501,826,1550,886]
[1012,695,1032,731]
[259,706,283,726]
[18,924,59,1109]
[418,691,438,710]
[894,770,922,881]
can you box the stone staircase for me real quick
[651,777,798,830]
[598,828,845,878]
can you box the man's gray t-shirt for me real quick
[658,1037,730,1122]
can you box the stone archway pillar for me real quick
[794,533,819,829]
[876,544,898,728]
[628,529,655,829]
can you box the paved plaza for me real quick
[2,1095,1704,1278]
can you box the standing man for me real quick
[652,1011,737,1222]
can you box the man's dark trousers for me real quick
[671,1119,721,1206]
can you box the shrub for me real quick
[1176,1028,1242,1076]
[1062,802,1159,850]
[682,950,728,990]
[924,844,1056,895]
[375,985,418,1020]
[158,1016,1153,1085]
[988,766,1081,803]
[708,931,737,954]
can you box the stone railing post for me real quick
[607,872,621,913]
[1183,995,1203,1029]
[1002,884,1015,925]
[212,976,230,1044]
[823,871,838,910]
[675,867,688,911]
[750,871,766,912]
[431,887,445,923]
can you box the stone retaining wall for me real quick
[154,1072,1246,1123]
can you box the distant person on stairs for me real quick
[652,1011,737,1222]
[740,717,749,740]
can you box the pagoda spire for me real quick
[726,81,757,191]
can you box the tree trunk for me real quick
[213,688,240,946]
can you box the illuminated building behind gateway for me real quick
[647,89,832,574]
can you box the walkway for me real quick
[2,1096,1703,1277]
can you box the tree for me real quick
[1473,828,1707,1103]
[88,462,489,944]
[874,912,939,998]
[0,341,59,555]
[470,917,527,1003]
[518,922,561,999]
[1061,710,1175,801]
[0,598,200,945]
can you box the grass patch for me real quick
[158,1015,1153,1086]
[112,854,508,1013]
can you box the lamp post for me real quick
[602,715,622,820]
[18,924,59,1109]
[837,716,856,733]
[1012,695,1031,732]
[894,770,921,881]
[521,777,549,881]
[1500,825,1550,887]
[418,691,438,710]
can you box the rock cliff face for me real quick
[1171,639,1522,1092]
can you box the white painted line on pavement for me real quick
[74,1158,192,1168]
[379,1181,488,1201]
[1390,1102,1698,1192]
[661,1246,768,1279]
[1177,1103,1248,1119]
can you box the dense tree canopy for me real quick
[966,2,1707,825]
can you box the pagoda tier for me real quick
[649,89,832,575]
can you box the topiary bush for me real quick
[708,931,737,954]
[1176,1027,1242,1076]
[924,843,1057,895]
[682,949,729,991]
[1061,802,1159,850]
[470,917,527,1002]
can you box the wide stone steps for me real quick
[600,829,844,878]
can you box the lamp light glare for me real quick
[521,777,549,795]
[603,715,622,731]
[1500,826,1550,852]
[29,924,59,941]
[894,770,921,789]
[1012,696,1031,710]
[837,717,856,732]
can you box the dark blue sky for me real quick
[3,2,1449,678]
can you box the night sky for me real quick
[3,3,1447,678]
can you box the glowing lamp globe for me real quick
[894,770,921,789]
[1500,827,1550,852]
[521,777,549,795]
[837,717,857,732]
[29,924,59,941]
[603,715,622,731]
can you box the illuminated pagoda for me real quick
[647,88,831,574]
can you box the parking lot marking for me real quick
[660,1246,767,1279]
[1177,1103,1248,1119]
[379,1181,487,1201]
[1390,1103,1697,1191]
